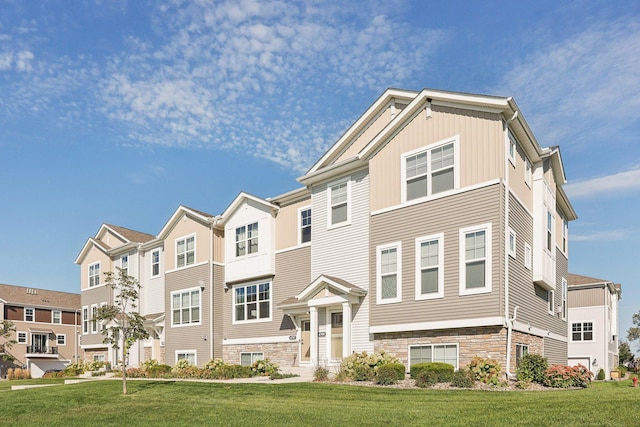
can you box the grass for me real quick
[0,379,638,426]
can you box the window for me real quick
[171,289,201,326]
[524,242,532,270]
[235,223,258,257]
[548,290,554,315]
[460,224,492,295]
[234,282,271,322]
[376,243,401,304]
[546,210,553,251]
[121,255,128,276]
[176,351,196,365]
[525,157,532,187]
[562,216,568,253]
[240,352,264,366]
[176,236,195,268]
[82,307,88,334]
[151,250,160,276]
[328,178,350,226]
[572,322,594,341]
[415,234,444,300]
[404,140,456,202]
[508,228,516,258]
[93,354,105,362]
[515,344,529,367]
[52,310,61,324]
[57,334,66,346]
[17,332,27,344]
[91,304,98,334]
[89,263,100,287]
[24,308,34,322]
[561,277,568,320]
[508,133,516,165]
[409,344,458,370]
[300,207,311,244]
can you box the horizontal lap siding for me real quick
[544,336,567,365]
[370,184,502,326]
[212,264,224,358]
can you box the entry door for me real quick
[32,334,47,353]
[330,312,343,360]
[300,320,311,362]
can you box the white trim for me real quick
[512,320,567,342]
[90,304,98,334]
[376,241,402,305]
[80,343,110,350]
[170,287,202,328]
[408,342,459,370]
[88,262,101,288]
[459,223,493,296]
[56,334,66,346]
[274,243,311,255]
[524,242,532,270]
[231,280,273,325]
[326,176,351,229]
[414,233,444,300]
[16,331,27,344]
[82,306,89,335]
[524,157,532,188]
[371,179,500,217]
[508,227,516,259]
[298,205,312,245]
[175,234,196,270]
[548,290,555,315]
[561,277,568,321]
[212,261,225,267]
[164,261,209,274]
[222,335,294,346]
[370,316,504,334]
[508,132,516,166]
[175,349,197,365]
[51,310,62,324]
[570,320,595,343]
[150,249,161,277]
[327,308,344,363]
[24,307,34,322]
[508,188,534,219]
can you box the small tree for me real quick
[0,320,16,361]
[619,341,634,365]
[94,267,149,395]
[628,310,640,351]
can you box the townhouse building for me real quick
[0,283,82,378]
[567,273,621,376]
[76,87,577,375]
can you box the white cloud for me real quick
[565,168,640,199]
[571,229,635,242]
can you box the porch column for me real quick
[310,306,318,366]
[342,302,352,358]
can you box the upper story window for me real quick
[300,207,311,244]
[561,277,568,320]
[572,322,593,341]
[328,178,350,226]
[235,222,258,257]
[546,210,553,252]
[82,307,88,334]
[508,228,516,259]
[17,332,27,344]
[524,157,532,187]
[52,310,62,324]
[403,138,457,202]
[171,288,201,326]
[459,223,492,295]
[234,282,271,323]
[121,255,129,276]
[415,234,444,300]
[561,215,568,253]
[524,242,532,270]
[151,250,160,276]
[508,133,516,165]
[89,263,100,287]
[91,304,98,333]
[25,307,34,322]
[376,242,401,304]
[176,236,195,268]
[548,290,555,315]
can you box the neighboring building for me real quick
[567,273,621,377]
[76,87,577,375]
[0,283,82,378]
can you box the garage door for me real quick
[29,360,68,378]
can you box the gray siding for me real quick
[212,264,224,358]
[80,286,112,346]
[544,336,567,365]
[569,287,604,308]
[369,183,503,326]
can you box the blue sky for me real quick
[1,1,639,349]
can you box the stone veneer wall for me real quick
[511,330,543,372]
[222,342,299,367]
[84,349,108,362]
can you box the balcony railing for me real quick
[26,346,58,355]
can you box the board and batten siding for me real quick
[369,183,503,327]
[569,287,605,308]
[140,246,165,316]
[369,104,504,212]
[164,263,210,366]
[311,169,372,353]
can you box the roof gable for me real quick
[0,283,81,310]
[219,192,278,223]
[157,205,216,239]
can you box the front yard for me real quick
[0,379,637,426]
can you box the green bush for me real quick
[269,372,299,380]
[147,364,172,377]
[516,353,548,384]
[410,362,454,380]
[340,350,400,381]
[313,366,329,382]
[618,365,628,377]
[64,362,86,376]
[468,356,502,385]
[596,368,606,380]
[415,370,439,388]
[451,370,475,388]
[375,364,403,385]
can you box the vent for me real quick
[26,288,38,295]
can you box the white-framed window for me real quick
[176,350,197,365]
[571,322,594,341]
[546,209,553,252]
[235,222,258,257]
[524,242,532,270]
[508,132,516,165]
[91,304,98,334]
[327,177,350,227]
[508,228,516,259]
[52,310,62,324]
[548,290,555,315]
[402,137,458,202]
[171,288,201,326]
[524,157,532,187]
[515,344,529,367]
[376,242,402,304]
[17,332,27,344]
[93,354,105,362]
[24,307,34,322]
[233,282,271,323]
[561,277,568,320]
[121,255,129,276]
[459,223,492,295]
[240,352,264,366]
[89,262,100,287]
[415,233,444,300]
[82,306,89,334]
[409,344,458,370]
[57,334,66,346]
[151,250,160,276]
[176,235,195,268]
[561,215,568,254]
[299,207,312,244]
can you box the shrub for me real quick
[333,368,349,382]
[340,350,400,381]
[596,368,606,380]
[141,359,159,371]
[618,365,628,378]
[147,364,172,377]
[451,370,475,388]
[251,358,279,376]
[468,356,502,385]
[64,362,86,376]
[415,370,439,388]
[544,364,592,388]
[203,358,226,371]
[269,372,299,380]
[516,353,548,384]
[313,366,329,382]
[410,362,454,381]
[217,364,254,379]
[375,364,403,386]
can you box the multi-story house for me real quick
[77,87,577,375]
[0,283,82,378]
[567,273,621,377]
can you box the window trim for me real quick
[571,321,594,342]
[24,307,34,322]
[515,343,529,367]
[508,227,516,259]
[175,234,196,269]
[17,331,27,344]
[57,334,66,346]
[170,287,202,327]
[414,233,444,301]
[459,223,492,296]
[151,250,160,277]
[240,352,264,366]
[232,281,272,324]
[561,215,568,255]
[327,176,351,228]
[524,242,532,270]
[524,157,532,188]
[508,132,516,166]
[298,206,312,245]
[82,306,89,335]
[548,290,555,315]
[175,350,197,365]
[235,222,259,257]
[546,209,553,253]
[401,136,460,204]
[91,304,98,334]
[88,262,101,288]
[561,277,568,321]
[376,241,402,305]
[52,310,62,324]
[121,255,129,276]
[408,343,459,370]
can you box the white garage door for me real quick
[568,357,591,371]
[29,360,68,378]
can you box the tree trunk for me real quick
[122,348,127,395]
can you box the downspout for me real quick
[506,306,519,378]
[504,111,518,377]
[209,220,214,361]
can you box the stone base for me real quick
[222,342,299,367]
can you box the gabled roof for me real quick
[102,224,155,244]
[75,223,154,264]
[218,191,279,224]
[0,283,80,311]
[157,205,217,239]
[277,274,367,310]
[567,273,608,286]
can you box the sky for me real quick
[1,1,639,350]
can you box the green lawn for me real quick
[0,379,638,426]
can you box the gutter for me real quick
[504,111,517,377]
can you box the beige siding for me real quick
[334,104,394,164]
[275,196,311,251]
[370,104,504,212]
[369,184,503,326]
[101,229,126,248]
[80,246,112,290]
[164,213,210,271]
[508,139,533,213]
[569,287,604,308]
[213,228,224,263]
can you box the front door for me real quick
[330,312,343,361]
[32,334,47,353]
[300,320,311,362]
